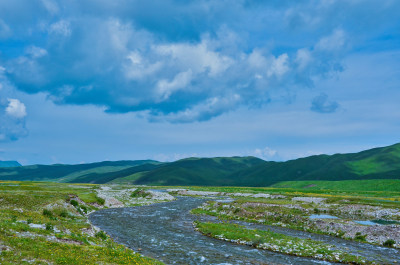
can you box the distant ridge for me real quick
[0,161,21,168]
[0,143,399,186]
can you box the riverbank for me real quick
[0,181,167,264]
[177,188,400,248]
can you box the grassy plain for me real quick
[194,222,368,264]
[0,181,162,265]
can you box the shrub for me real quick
[95,231,108,240]
[45,223,53,231]
[383,239,396,247]
[42,209,53,217]
[131,188,151,198]
[80,205,88,214]
[70,200,79,207]
[96,196,105,205]
[354,232,367,241]
[59,209,69,218]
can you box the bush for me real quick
[383,239,396,247]
[96,196,105,205]
[45,223,53,231]
[95,231,108,240]
[59,209,69,218]
[42,209,53,217]
[354,232,367,241]
[70,200,79,207]
[80,205,88,214]
[131,188,151,198]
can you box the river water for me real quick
[89,196,399,265]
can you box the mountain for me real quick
[229,142,400,186]
[0,161,21,168]
[132,143,400,186]
[134,156,265,186]
[0,160,160,182]
[0,143,399,186]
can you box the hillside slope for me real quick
[229,143,400,186]
[0,160,21,167]
[0,160,159,182]
[134,156,265,186]
[0,143,399,186]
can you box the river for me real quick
[89,196,399,265]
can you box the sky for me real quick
[0,0,399,165]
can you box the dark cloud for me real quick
[310,93,339,114]
[0,0,399,122]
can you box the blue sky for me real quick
[0,0,399,165]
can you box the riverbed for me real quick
[89,196,399,264]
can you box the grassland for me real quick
[1,178,400,264]
[194,222,368,264]
[183,180,400,250]
[0,181,163,265]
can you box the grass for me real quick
[272,179,400,192]
[0,181,163,265]
[194,221,369,264]
[188,182,400,249]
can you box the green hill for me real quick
[134,156,265,186]
[0,160,160,182]
[0,160,21,167]
[0,143,399,186]
[229,143,400,186]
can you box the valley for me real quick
[1,180,399,264]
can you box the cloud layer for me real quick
[0,71,28,141]
[1,0,399,123]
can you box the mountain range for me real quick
[0,143,399,186]
[0,161,21,168]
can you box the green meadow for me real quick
[0,181,162,265]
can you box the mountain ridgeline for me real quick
[0,143,399,186]
[0,161,21,168]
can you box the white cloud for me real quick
[49,20,71,36]
[248,50,268,69]
[26,46,48,58]
[156,70,192,101]
[156,40,233,77]
[296,48,312,70]
[254,147,279,160]
[124,51,162,80]
[6,98,27,118]
[40,0,59,15]
[153,94,241,123]
[316,29,346,51]
[0,19,11,39]
[267,53,290,78]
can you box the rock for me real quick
[292,197,327,204]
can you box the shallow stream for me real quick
[89,196,399,265]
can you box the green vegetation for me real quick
[383,239,396,247]
[1,143,400,186]
[272,179,400,192]
[0,160,21,168]
[0,181,163,265]
[130,188,151,198]
[134,156,264,186]
[0,160,160,183]
[194,222,368,264]
[189,183,400,249]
